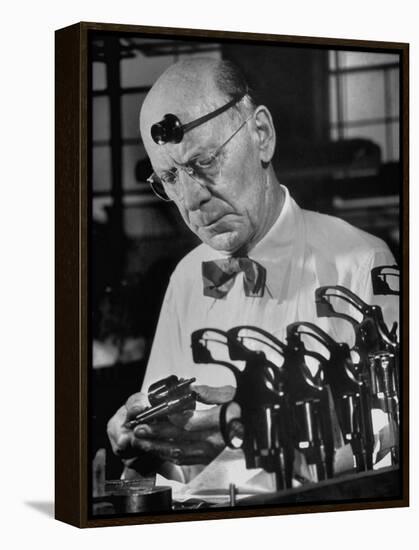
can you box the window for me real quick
[90,37,222,235]
[329,51,400,163]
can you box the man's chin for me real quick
[199,229,243,254]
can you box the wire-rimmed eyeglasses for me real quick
[147,113,253,202]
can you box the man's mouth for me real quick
[199,212,232,228]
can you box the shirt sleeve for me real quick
[353,247,399,337]
[140,276,184,394]
[320,244,399,352]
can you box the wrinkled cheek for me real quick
[176,206,195,232]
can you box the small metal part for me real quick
[125,376,197,429]
[121,485,172,514]
[93,481,172,515]
[92,448,106,497]
[229,483,237,506]
[369,351,399,465]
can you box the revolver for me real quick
[125,375,197,429]
[286,322,374,472]
[283,324,335,482]
[191,326,294,491]
[315,283,399,464]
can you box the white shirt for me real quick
[141,186,398,487]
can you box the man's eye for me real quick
[195,155,216,169]
[161,168,178,185]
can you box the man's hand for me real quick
[107,391,149,459]
[107,385,235,467]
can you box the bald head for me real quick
[138,57,282,254]
[139,58,254,152]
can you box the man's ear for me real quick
[252,105,276,163]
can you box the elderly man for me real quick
[108,58,398,490]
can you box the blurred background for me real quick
[89,33,401,475]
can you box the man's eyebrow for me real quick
[167,144,212,167]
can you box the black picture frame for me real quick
[55,21,409,528]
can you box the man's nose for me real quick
[179,170,212,211]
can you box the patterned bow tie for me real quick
[202,257,266,299]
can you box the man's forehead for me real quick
[144,92,213,129]
[140,60,226,139]
[142,82,221,130]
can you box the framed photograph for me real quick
[55,21,409,528]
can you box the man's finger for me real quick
[170,405,222,431]
[133,421,218,442]
[192,384,236,404]
[107,399,145,458]
[107,414,137,458]
[126,392,148,408]
[125,392,149,420]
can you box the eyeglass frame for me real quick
[146,111,254,202]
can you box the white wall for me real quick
[1,0,416,547]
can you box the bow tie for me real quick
[202,257,266,299]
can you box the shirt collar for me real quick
[200,184,297,263]
[199,185,302,301]
[249,185,295,262]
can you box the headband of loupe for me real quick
[151,94,245,145]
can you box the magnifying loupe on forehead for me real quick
[150,94,245,145]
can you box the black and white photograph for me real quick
[86,28,405,521]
